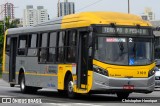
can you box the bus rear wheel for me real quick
[20,73,38,93]
[116,92,130,99]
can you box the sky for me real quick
[0,0,160,20]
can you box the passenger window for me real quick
[66,31,77,62]
[57,31,65,62]
[27,34,38,56]
[48,32,57,62]
[41,33,48,47]
[18,35,27,55]
[39,33,48,62]
[6,37,10,53]
[28,34,37,48]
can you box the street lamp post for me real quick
[128,0,130,14]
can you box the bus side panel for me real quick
[16,57,58,88]
[25,75,58,88]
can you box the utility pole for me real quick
[128,0,130,14]
[58,0,60,17]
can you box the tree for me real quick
[0,17,20,63]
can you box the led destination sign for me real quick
[100,27,150,35]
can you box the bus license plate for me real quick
[123,85,134,90]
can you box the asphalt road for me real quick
[0,79,160,106]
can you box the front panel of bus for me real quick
[91,25,155,93]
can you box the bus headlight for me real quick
[148,68,155,77]
[93,65,108,76]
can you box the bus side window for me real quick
[66,30,77,62]
[27,34,38,56]
[57,31,65,62]
[48,32,57,62]
[6,37,10,54]
[18,35,27,55]
[39,33,48,62]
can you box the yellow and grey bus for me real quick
[2,12,155,98]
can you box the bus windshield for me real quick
[94,37,153,65]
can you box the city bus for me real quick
[2,12,155,98]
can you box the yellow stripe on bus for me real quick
[2,30,8,73]
[2,71,57,77]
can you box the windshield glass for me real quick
[95,37,153,65]
[128,38,152,65]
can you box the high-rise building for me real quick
[0,3,14,20]
[37,6,49,24]
[23,5,49,27]
[23,5,37,27]
[58,0,75,17]
[141,7,155,21]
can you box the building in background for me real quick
[37,6,49,24]
[58,0,75,17]
[141,7,155,21]
[0,3,14,20]
[23,5,49,27]
[23,5,37,27]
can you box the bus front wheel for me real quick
[67,76,76,98]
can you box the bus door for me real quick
[9,37,17,83]
[77,31,89,89]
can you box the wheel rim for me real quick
[21,78,25,90]
[68,81,73,93]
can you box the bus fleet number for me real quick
[137,71,146,75]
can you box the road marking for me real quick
[46,103,102,106]
[46,103,68,106]
[73,103,102,106]
[0,85,20,88]
[0,95,13,97]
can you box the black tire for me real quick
[10,84,15,87]
[116,92,130,99]
[20,73,38,93]
[67,75,76,98]
[20,73,28,93]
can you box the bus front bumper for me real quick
[91,72,155,93]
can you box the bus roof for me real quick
[61,12,151,29]
[6,11,151,35]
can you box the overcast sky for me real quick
[0,0,160,20]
